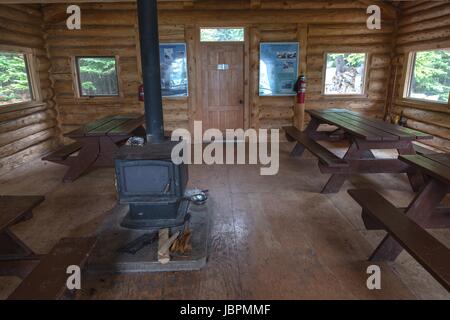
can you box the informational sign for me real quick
[259,42,299,96]
[159,43,188,97]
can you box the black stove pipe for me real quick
[137,0,164,143]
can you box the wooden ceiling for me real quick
[1,0,398,19]
[0,0,194,3]
[0,0,395,5]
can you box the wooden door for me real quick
[200,42,244,131]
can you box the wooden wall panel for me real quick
[0,4,59,175]
[39,0,397,141]
[42,2,189,139]
[305,22,394,119]
[388,1,450,152]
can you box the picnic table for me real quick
[0,197,97,298]
[371,153,450,260]
[285,108,433,193]
[43,114,145,182]
[349,153,450,290]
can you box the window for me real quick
[75,56,119,97]
[160,43,188,97]
[0,51,33,106]
[405,49,450,104]
[324,53,367,95]
[200,28,244,42]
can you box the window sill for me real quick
[76,96,122,100]
[0,101,46,115]
[320,94,369,100]
[162,96,189,100]
[400,97,449,107]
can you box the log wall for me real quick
[0,4,59,175]
[389,0,450,152]
[41,0,396,138]
[42,2,190,140]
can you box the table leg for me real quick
[289,118,320,157]
[63,139,99,182]
[94,136,121,167]
[321,142,361,194]
[369,179,448,262]
[398,144,425,192]
[0,225,42,278]
[290,143,306,157]
[0,229,36,260]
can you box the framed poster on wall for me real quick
[159,43,188,97]
[259,42,299,96]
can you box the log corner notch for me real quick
[357,0,398,20]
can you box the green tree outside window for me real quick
[0,52,32,106]
[409,49,450,103]
[77,57,119,96]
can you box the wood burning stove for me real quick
[115,142,189,229]
[114,0,191,230]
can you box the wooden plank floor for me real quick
[0,143,449,299]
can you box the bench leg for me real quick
[398,144,426,192]
[321,174,349,193]
[369,236,403,262]
[370,179,447,261]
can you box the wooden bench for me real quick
[8,237,97,300]
[361,206,450,231]
[42,142,82,164]
[0,196,44,231]
[348,189,450,291]
[284,126,349,168]
[413,143,439,156]
[0,196,44,261]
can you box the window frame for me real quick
[259,42,300,97]
[72,55,122,99]
[0,45,41,108]
[322,52,369,98]
[403,49,450,106]
[160,42,189,98]
[199,27,245,43]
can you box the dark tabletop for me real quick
[66,114,145,138]
[307,109,433,142]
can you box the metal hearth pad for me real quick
[87,200,210,274]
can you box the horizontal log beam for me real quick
[1,0,191,2]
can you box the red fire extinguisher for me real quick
[138,84,144,101]
[294,75,307,104]
[297,75,307,104]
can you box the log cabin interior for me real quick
[0,0,449,301]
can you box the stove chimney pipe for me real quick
[137,0,164,143]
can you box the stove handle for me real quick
[163,181,171,193]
